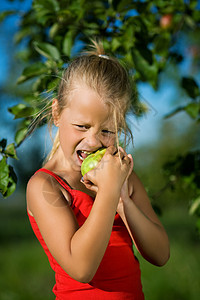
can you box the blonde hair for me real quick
[47,40,134,160]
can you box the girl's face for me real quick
[55,84,116,173]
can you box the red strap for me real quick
[35,168,74,194]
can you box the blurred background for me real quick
[0,0,200,299]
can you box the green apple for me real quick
[81,148,107,176]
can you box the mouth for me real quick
[77,150,92,162]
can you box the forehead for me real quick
[64,85,114,126]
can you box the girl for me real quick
[26,41,170,300]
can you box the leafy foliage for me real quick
[0,139,17,198]
[163,150,200,230]
[1,0,200,230]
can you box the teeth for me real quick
[78,150,92,161]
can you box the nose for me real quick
[85,131,102,149]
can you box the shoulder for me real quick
[128,170,149,201]
[27,171,59,197]
[26,171,71,215]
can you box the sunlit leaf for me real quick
[33,0,60,12]
[185,103,200,119]
[15,127,29,146]
[111,37,121,51]
[14,27,32,44]
[0,160,17,198]
[47,77,60,92]
[63,31,74,57]
[4,166,17,198]
[34,41,61,61]
[5,143,18,160]
[0,157,9,195]
[189,196,200,215]
[17,62,49,84]
[49,22,60,39]
[8,104,35,119]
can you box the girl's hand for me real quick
[81,146,132,195]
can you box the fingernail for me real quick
[80,176,84,183]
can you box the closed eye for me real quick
[102,129,115,135]
[73,124,90,130]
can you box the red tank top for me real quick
[28,168,144,300]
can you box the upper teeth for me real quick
[82,151,91,154]
[78,150,91,161]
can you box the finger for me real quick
[119,150,125,160]
[128,154,134,168]
[112,147,124,158]
[106,146,117,156]
[127,154,134,175]
[81,176,97,192]
[118,146,126,154]
[82,171,93,183]
[122,154,131,166]
[84,182,98,193]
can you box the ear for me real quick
[52,99,60,127]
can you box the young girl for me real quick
[26,42,170,300]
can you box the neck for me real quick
[44,147,83,188]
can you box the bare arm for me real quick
[118,167,170,266]
[27,147,131,283]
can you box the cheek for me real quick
[59,125,74,150]
[102,135,116,147]
[59,126,84,150]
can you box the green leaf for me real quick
[131,48,158,88]
[34,41,61,61]
[0,139,7,151]
[154,32,171,56]
[14,27,32,44]
[181,77,200,99]
[0,157,17,198]
[111,37,121,52]
[185,103,200,119]
[0,157,9,195]
[14,119,32,146]
[15,127,29,146]
[189,196,200,215]
[189,0,198,9]
[164,106,185,119]
[5,143,18,160]
[63,30,75,57]
[4,166,17,198]
[0,10,16,23]
[17,62,49,84]
[47,77,60,92]
[8,104,35,119]
[32,75,48,93]
[116,0,133,12]
[49,22,60,39]
[33,0,60,13]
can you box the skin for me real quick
[26,84,170,283]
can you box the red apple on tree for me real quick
[160,14,172,29]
